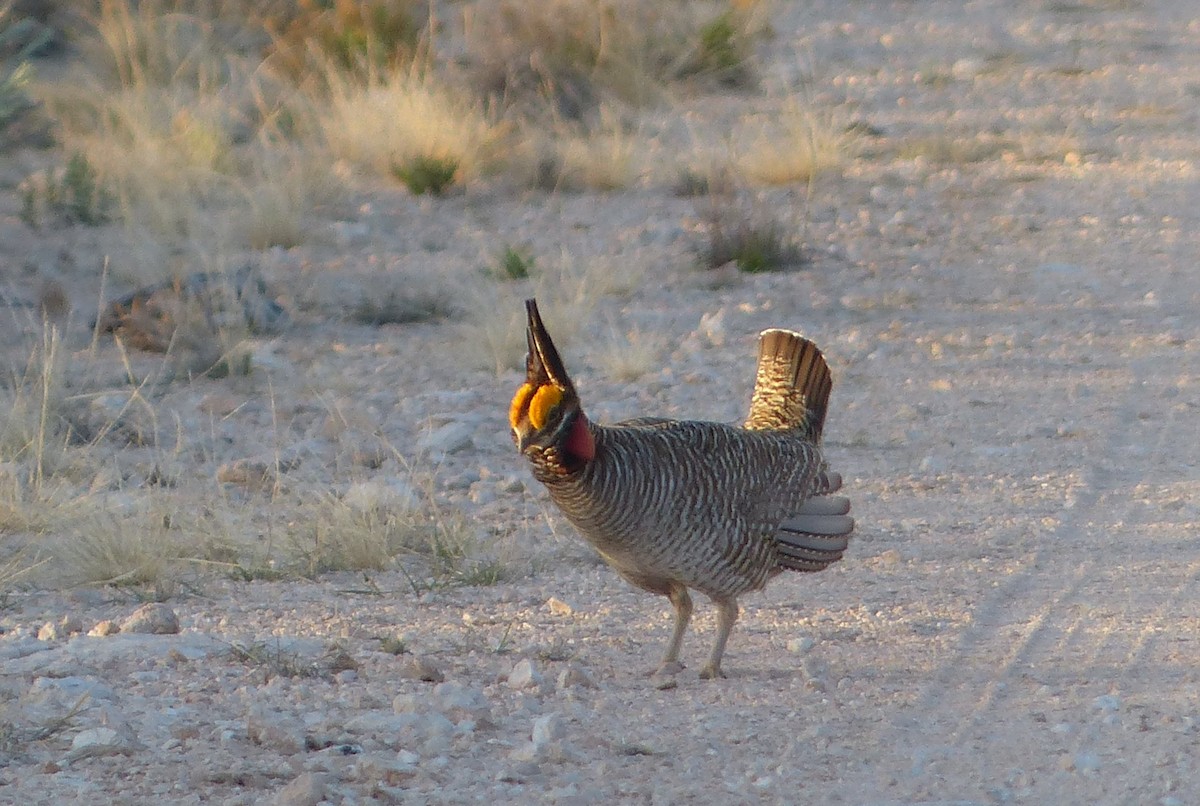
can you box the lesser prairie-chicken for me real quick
[510,299,853,678]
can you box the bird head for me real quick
[509,299,593,466]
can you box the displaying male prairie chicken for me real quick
[510,299,853,679]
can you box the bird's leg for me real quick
[699,598,739,680]
[652,584,693,676]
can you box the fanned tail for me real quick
[775,492,853,572]
[744,329,831,441]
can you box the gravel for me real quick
[2,1,1200,803]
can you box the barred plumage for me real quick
[511,299,853,679]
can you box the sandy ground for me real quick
[2,1,1200,803]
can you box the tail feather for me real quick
[775,494,853,572]
[745,329,831,440]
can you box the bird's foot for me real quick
[698,663,726,680]
[648,660,685,678]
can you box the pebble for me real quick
[497,761,542,782]
[397,655,444,683]
[532,712,565,748]
[556,665,598,690]
[120,603,180,635]
[545,597,574,616]
[246,706,305,754]
[507,658,543,689]
[786,637,815,654]
[66,724,142,763]
[417,421,475,458]
[88,620,121,637]
[273,771,327,806]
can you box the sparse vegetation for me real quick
[264,0,426,79]
[594,327,664,382]
[0,0,50,140]
[735,104,844,186]
[495,245,536,280]
[349,285,453,326]
[321,71,507,185]
[19,152,114,227]
[392,153,459,195]
[1,0,838,598]
[699,196,806,273]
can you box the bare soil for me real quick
[2,1,1199,804]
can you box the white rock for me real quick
[507,658,542,689]
[433,682,493,724]
[66,723,142,762]
[555,665,598,690]
[120,603,180,635]
[545,597,573,616]
[786,637,815,654]
[1091,694,1121,712]
[246,706,305,754]
[273,771,327,806]
[30,675,115,703]
[532,713,565,748]
[417,422,474,457]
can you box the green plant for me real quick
[701,200,806,273]
[689,10,753,86]
[229,639,321,679]
[496,245,535,280]
[266,0,424,79]
[391,154,458,195]
[20,152,114,228]
[0,2,51,137]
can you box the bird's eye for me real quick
[528,385,564,430]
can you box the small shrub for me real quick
[0,4,50,139]
[265,0,424,79]
[350,288,453,326]
[391,154,458,195]
[465,0,695,117]
[700,199,806,273]
[20,152,114,228]
[685,10,754,87]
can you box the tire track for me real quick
[870,322,1198,795]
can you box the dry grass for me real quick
[547,112,645,190]
[319,70,509,185]
[287,479,494,587]
[457,251,644,375]
[698,193,807,273]
[464,0,765,119]
[592,327,666,382]
[735,103,844,185]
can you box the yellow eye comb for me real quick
[509,383,535,429]
[528,385,563,430]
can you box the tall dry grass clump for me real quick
[319,69,510,186]
[463,0,764,119]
